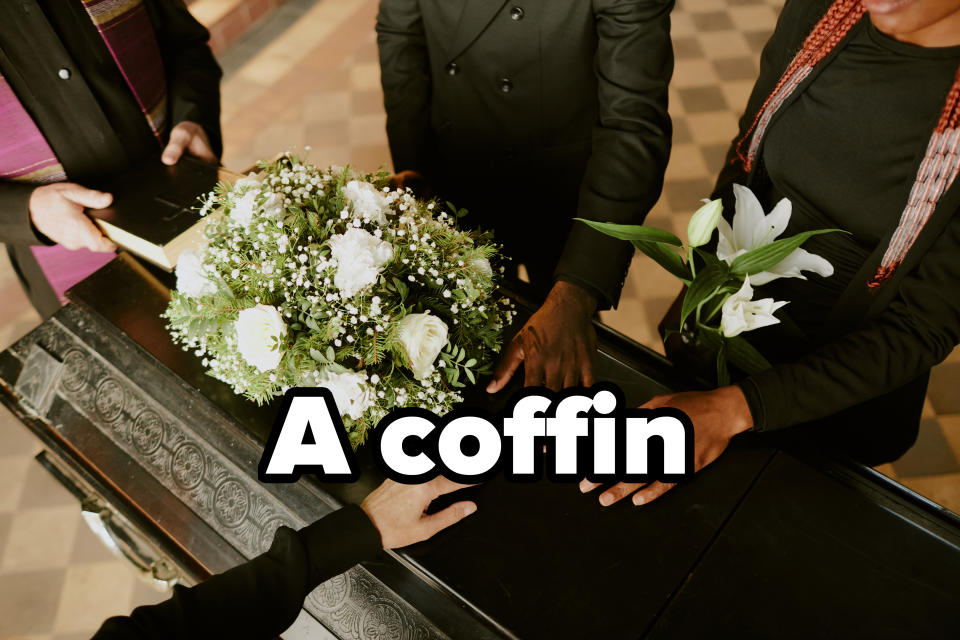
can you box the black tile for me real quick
[664,178,715,212]
[892,418,960,477]
[713,56,759,82]
[0,568,66,635]
[702,143,734,174]
[673,117,693,145]
[744,30,774,53]
[677,86,729,114]
[674,36,705,60]
[691,12,736,32]
[17,460,77,509]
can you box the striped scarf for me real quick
[734,0,960,288]
[0,0,168,185]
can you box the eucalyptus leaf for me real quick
[574,218,683,247]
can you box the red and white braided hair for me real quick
[734,0,960,288]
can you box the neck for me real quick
[872,8,960,47]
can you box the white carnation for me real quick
[175,249,217,298]
[231,188,260,227]
[343,180,389,226]
[235,304,287,371]
[397,313,449,380]
[328,228,394,298]
[318,369,375,420]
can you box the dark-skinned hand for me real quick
[487,280,598,392]
[580,386,753,506]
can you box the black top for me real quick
[92,504,382,640]
[760,20,960,334]
[710,0,960,441]
[377,0,674,307]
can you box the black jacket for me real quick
[715,0,960,461]
[0,0,222,318]
[377,0,674,306]
[93,504,382,640]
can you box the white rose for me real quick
[175,249,217,298]
[262,192,285,221]
[720,277,789,338]
[327,228,394,298]
[235,304,287,371]
[469,257,493,278]
[234,173,261,190]
[396,313,449,380]
[318,369,375,420]
[343,180,389,226]
[230,188,260,227]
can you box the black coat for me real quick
[0,0,222,318]
[377,0,674,306]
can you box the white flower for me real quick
[235,304,287,371]
[317,369,374,420]
[720,277,789,338]
[230,188,260,227]
[717,184,833,285]
[396,313,449,380]
[469,257,493,277]
[687,198,724,248]
[175,249,217,298]
[343,180,389,226]
[234,174,261,190]
[327,228,394,298]
[262,192,285,220]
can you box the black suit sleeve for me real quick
[148,0,224,158]
[554,0,675,308]
[92,504,382,640]
[0,182,43,245]
[376,0,434,176]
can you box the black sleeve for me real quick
[376,0,435,177]
[148,0,224,158]
[740,205,960,431]
[92,504,382,640]
[553,0,674,308]
[0,182,44,245]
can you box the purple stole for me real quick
[0,0,168,304]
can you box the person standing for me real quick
[0,0,222,318]
[377,0,674,391]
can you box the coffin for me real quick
[1,253,958,639]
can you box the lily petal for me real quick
[732,184,768,251]
[764,198,792,243]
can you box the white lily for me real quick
[720,276,789,338]
[687,198,724,248]
[717,184,833,285]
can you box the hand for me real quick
[161,121,217,166]
[360,477,477,549]
[579,386,753,506]
[388,170,432,198]
[487,281,598,392]
[29,183,117,252]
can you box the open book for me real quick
[87,156,238,270]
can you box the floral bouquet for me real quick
[164,153,515,446]
[580,184,839,385]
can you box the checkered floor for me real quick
[2,0,959,636]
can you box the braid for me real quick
[735,0,865,171]
[869,66,960,287]
[735,0,960,288]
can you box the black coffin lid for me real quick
[64,254,776,639]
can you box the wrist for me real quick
[549,280,598,316]
[717,385,753,437]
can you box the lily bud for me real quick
[687,198,724,248]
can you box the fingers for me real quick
[579,479,602,493]
[598,482,643,507]
[579,351,595,388]
[427,476,476,498]
[422,501,477,537]
[486,338,524,393]
[161,124,192,165]
[631,482,675,506]
[66,213,116,252]
[59,185,113,210]
[188,128,218,164]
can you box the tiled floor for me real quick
[1,0,959,636]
